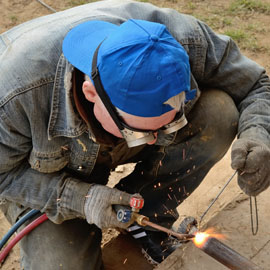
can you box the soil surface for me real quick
[1,1,270,269]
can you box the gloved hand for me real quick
[84,184,137,229]
[231,138,270,196]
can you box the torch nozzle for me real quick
[132,213,195,240]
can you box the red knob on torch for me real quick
[129,195,144,212]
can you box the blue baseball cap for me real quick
[63,19,195,117]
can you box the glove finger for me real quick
[244,147,269,173]
[242,147,264,173]
[98,209,121,229]
[231,142,248,170]
[238,172,270,196]
[238,179,269,196]
[238,176,257,196]
[110,189,133,206]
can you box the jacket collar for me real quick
[48,54,119,147]
[48,54,87,140]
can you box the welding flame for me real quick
[193,232,209,248]
[193,228,226,248]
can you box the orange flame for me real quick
[193,232,209,248]
[193,228,226,248]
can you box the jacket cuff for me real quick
[59,179,92,219]
[239,127,270,148]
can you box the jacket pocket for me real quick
[28,148,69,173]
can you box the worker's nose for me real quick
[147,132,157,145]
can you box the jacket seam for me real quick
[0,77,55,107]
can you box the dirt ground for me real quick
[0,0,270,269]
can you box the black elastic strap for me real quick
[91,42,124,131]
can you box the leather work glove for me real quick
[231,138,270,196]
[84,184,137,229]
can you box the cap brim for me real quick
[62,20,118,75]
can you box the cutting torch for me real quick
[115,195,194,240]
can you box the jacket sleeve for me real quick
[191,20,270,146]
[0,106,90,224]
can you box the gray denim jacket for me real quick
[1,0,270,223]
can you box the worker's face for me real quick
[82,80,177,145]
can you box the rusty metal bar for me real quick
[197,237,263,270]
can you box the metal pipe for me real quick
[196,237,263,270]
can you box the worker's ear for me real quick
[82,80,97,103]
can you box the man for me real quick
[0,0,270,269]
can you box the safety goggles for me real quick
[91,44,188,147]
[120,111,188,147]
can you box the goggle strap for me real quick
[91,42,125,131]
